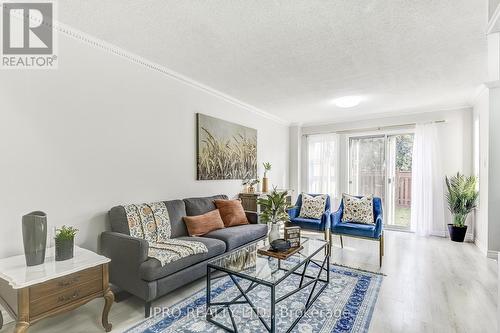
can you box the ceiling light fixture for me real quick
[333,96,363,108]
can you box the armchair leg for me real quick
[145,301,151,318]
[340,235,344,249]
[379,233,384,267]
[381,232,384,256]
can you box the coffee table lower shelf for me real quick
[206,248,330,333]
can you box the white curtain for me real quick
[410,123,446,236]
[307,134,339,206]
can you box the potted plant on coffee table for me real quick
[257,187,293,243]
[55,225,78,261]
[445,173,479,242]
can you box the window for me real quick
[306,134,339,201]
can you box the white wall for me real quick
[473,88,490,255]
[487,87,500,254]
[292,108,474,235]
[0,32,289,258]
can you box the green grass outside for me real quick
[394,206,411,227]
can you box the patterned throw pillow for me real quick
[299,194,328,219]
[342,194,374,224]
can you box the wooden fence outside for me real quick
[396,171,412,207]
[356,171,412,208]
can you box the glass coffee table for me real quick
[206,237,330,333]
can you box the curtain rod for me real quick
[305,120,446,136]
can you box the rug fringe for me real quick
[331,262,387,276]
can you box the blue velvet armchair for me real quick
[287,194,331,241]
[331,196,384,266]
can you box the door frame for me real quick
[345,128,415,231]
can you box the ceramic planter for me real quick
[262,177,269,193]
[268,223,280,243]
[55,238,74,261]
[22,211,47,266]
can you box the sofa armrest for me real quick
[245,211,259,224]
[101,232,149,292]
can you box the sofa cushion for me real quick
[139,236,226,281]
[183,209,225,236]
[214,199,249,227]
[202,224,268,251]
[109,199,189,238]
[164,200,189,238]
[184,195,228,216]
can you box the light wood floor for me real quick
[0,231,497,333]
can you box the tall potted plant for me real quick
[257,188,293,243]
[445,173,479,242]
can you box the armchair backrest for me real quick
[295,193,331,212]
[339,196,383,218]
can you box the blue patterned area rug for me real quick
[125,264,383,333]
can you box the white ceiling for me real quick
[59,1,488,124]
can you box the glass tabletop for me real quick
[207,237,328,285]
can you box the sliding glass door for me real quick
[349,136,386,203]
[348,133,414,230]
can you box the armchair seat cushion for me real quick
[203,224,268,251]
[289,217,324,231]
[332,222,379,239]
[139,236,226,281]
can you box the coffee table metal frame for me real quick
[206,239,330,333]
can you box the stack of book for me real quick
[285,226,301,248]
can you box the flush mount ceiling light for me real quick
[333,95,363,108]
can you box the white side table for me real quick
[0,246,113,333]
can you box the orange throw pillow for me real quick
[183,209,225,237]
[214,199,249,227]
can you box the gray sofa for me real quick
[101,194,267,317]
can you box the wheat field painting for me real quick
[197,113,257,180]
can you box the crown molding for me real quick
[49,21,290,126]
[300,104,472,128]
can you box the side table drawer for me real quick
[30,265,102,301]
[30,278,103,317]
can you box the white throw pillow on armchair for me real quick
[341,194,374,224]
[299,193,328,219]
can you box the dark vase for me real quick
[22,211,47,266]
[448,224,468,242]
[55,238,74,261]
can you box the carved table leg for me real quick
[16,288,30,333]
[14,321,29,333]
[102,289,114,332]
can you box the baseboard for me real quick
[487,250,498,260]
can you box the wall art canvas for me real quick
[197,113,257,180]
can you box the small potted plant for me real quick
[445,173,478,242]
[262,162,272,193]
[243,179,260,193]
[257,188,293,243]
[55,225,78,261]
